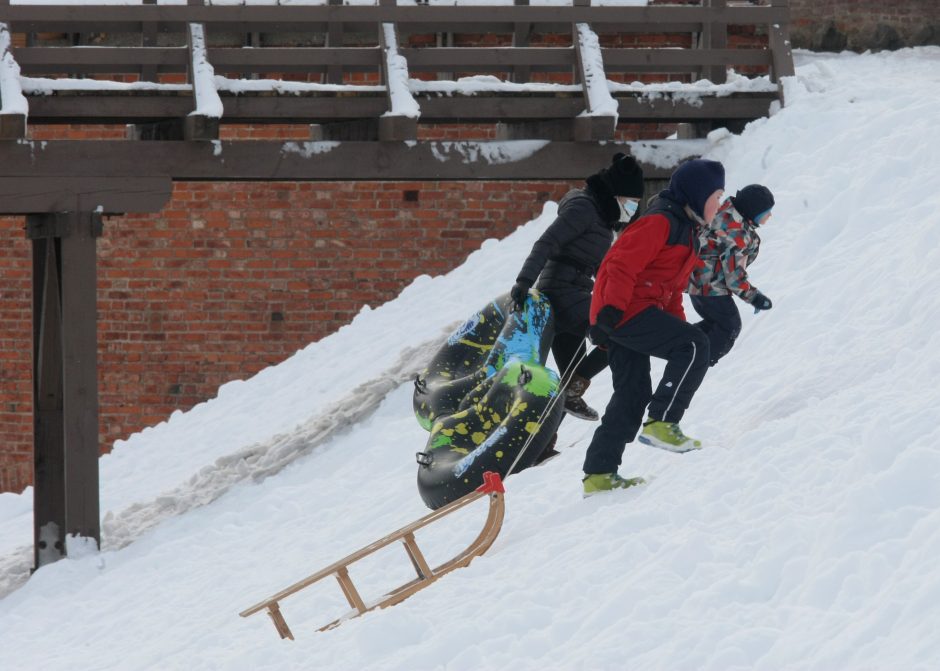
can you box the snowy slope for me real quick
[2,48,940,671]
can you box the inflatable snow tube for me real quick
[414,291,565,510]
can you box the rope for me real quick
[504,345,591,478]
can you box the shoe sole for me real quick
[638,435,702,454]
[563,407,599,421]
[582,479,647,498]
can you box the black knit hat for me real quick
[593,153,645,199]
[730,184,775,223]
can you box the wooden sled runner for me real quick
[239,471,506,639]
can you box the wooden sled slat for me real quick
[239,472,506,638]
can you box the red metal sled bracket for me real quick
[239,471,506,639]
[476,470,505,494]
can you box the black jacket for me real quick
[516,186,619,332]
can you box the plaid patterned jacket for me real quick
[687,200,761,303]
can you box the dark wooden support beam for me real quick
[0,114,26,139]
[184,114,220,141]
[186,22,221,140]
[512,0,532,84]
[378,22,418,142]
[28,212,103,570]
[27,91,775,125]
[0,139,698,181]
[141,0,158,82]
[769,0,795,91]
[574,115,616,142]
[701,0,728,84]
[0,5,790,35]
[0,176,173,214]
[32,233,66,568]
[1,21,28,138]
[326,0,344,85]
[573,22,616,141]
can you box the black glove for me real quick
[751,292,773,314]
[510,280,532,312]
[588,305,624,347]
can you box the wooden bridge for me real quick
[0,0,793,570]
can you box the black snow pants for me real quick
[540,285,608,382]
[690,294,741,367]
[582,307,710,475]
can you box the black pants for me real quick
[543,287,608,382]
[690,294,741,367]
[582,307,710,474]
[552,330,608,381]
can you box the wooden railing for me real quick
[0,1,794,143]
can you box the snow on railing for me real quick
[380,23,420,119]
[575,23,617,121]
[187,23,223,118]
[0,23,28,117]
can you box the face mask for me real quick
[618,198,639,223]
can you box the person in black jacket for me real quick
[510,153,645,421]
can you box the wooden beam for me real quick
[28,213,104,569]
[0,113,25,138]
[701,0,728,84]
[378,22,417,141]
[573,22,616,141]
[23,91,775,125]
[11,46,772,77]
[0,5,790,34]
[60,213,101,553]
[768,0,795,85]
[0,21,28,137]
[186,22,221,140]
[0,140,703,182]
[0,176,173,214]
[32,234,66,569]
[326,0,344,85]
[512,0,532,83]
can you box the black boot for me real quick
[533,432,560,465]
[564,374,599,421]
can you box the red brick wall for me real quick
[0,178,580,493]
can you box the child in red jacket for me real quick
[582,159,725,496]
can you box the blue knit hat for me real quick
[665,159,726,218]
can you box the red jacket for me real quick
[590,208,700,326]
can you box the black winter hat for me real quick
[591,153,645,199]
[730,184,775,223]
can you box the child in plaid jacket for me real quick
[687,184,775,366]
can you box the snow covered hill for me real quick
[2,48,940,670]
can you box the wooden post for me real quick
[702,0,728,85]
[378,21,418,141]
[28,212,103,569]
[141,0,158,82]
[512,0,532,84]
[186,22,221,140]
[768,0,795,83]
[32,233,66,568]
[326,0,344,85]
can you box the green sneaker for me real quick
[582,472,646,497]
[638,420,702,453]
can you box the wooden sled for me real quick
[239,471,506,639]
